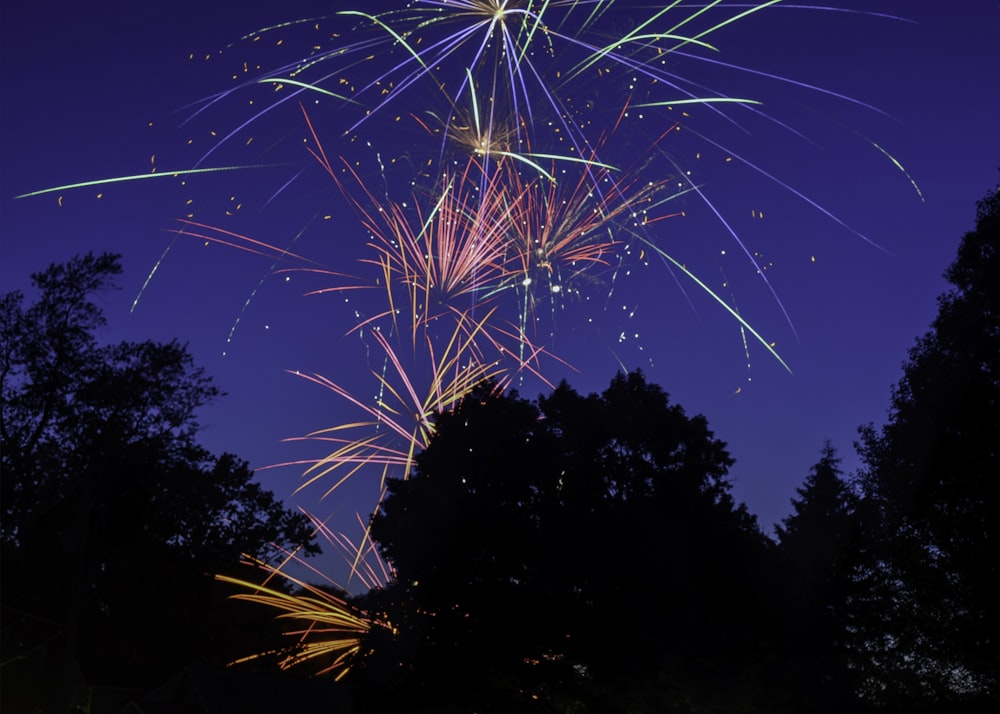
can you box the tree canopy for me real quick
[354,371,781,713]
[854,184,999,710]
[1,253,318,705]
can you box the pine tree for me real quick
[776,442,861,712]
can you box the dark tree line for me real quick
[2,180,996,713]
[1,254,318,711]
[345,183,999,713]
[851,182,999,710]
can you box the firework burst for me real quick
[14,0,924,682]
[271,312,526,501]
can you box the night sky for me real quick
[2,1,998,584]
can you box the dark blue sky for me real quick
[2,1,998,580]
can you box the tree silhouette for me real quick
[1,253,318,707]
[775,442,862,712]
[854,183,999,710]
[355,372,781,713]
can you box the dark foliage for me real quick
[775,442,864,712]
[352,371,783,713]
[0,254,318,707]
[854,183,1000,711]
[349,183,1000,713]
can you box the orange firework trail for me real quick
[217,512,393,680]
[219,565,369,680]
[266,313,534,501]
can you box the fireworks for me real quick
[17,0,921,680]
[192,2,871,673]
[218,512,392,679]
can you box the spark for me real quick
[14,165,280,199]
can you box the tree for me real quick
[854,183,999,710]
[774,442,862,712]
[1,254,318,705]
[354,372,781,713]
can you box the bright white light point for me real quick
[551,285,561,293]
[721,250,727,255]
[284,276,291,282]
[264,325,270,330]
[522,277,532,287]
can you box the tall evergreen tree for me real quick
[854,184,999,710]
[775,442,861,712]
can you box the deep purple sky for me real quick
[2,1,998,579]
